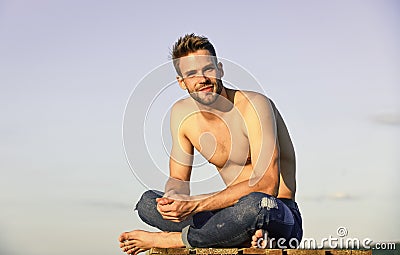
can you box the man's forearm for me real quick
[193,177,278,212]
[164,177,190,195]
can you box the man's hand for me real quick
[156,192,199,222]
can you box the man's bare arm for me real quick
[164,101,193,196]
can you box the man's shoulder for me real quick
[170,98,197,123]
[171,97,195,112]
[235,90,273,110]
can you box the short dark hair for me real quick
[171,33,217,76]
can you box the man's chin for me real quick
[190,92,219,105]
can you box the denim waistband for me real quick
[279,198,298,210]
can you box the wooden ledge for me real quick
[149,248,372,255]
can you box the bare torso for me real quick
[176,89,296,200]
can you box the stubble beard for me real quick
[189,79,223,106]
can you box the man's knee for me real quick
[135,190,162,213]
[140,190,163,201]
[135,190,163,224]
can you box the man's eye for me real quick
[204,67,215,73]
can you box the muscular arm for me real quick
[194,93,280,211]
[156,102,196,221]
[164,101,193,196]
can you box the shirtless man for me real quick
[119,34,303,254]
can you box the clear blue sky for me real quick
[0,1,399,254]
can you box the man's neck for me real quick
[196,87,235,120]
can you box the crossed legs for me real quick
[119,191,302,254]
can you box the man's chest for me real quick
[183,116,251,168]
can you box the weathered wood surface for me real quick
[149,248,372,255]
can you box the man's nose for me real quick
[196,73,209,83]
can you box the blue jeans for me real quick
[135,190,303,248]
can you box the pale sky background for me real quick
[0,1,399,255]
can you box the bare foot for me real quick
[251,229,272,248]
[119,230,185,255]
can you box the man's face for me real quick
[177,50,224,105]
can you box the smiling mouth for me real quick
[197,85,214,93]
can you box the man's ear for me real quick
[177,76,187,90]
[217,62,224,78]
